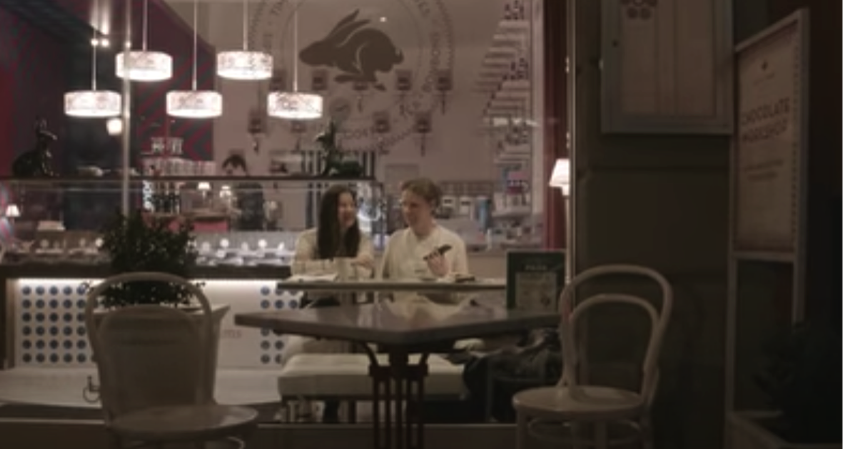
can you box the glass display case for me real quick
[0,176,386,268]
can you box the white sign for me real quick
[733,16,806,253]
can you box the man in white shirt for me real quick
[379,177,469,303]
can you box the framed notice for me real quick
[732,10,809,256]
[506,250,566,312]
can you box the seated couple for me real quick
[288,177,471,422]
[292,177,469,289]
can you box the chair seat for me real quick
[111,404,258,442]
[513,385,644,421]
[278,353,465,399]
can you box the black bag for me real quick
[462,328,563,422]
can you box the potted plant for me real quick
[89,210,229,398]
[728,322,841,448]
[98,209,200,308]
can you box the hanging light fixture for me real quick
[217,0,273,80]
[267,0,322,120]
[116,0,172,81]
[65,26,121,117]
[167,0,223,119]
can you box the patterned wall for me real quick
[13,279,304,369]
[0,7,67,173]
[0,6,69,241]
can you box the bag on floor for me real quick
[461,328,563,422]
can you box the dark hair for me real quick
[222,154,248,174]
[401,177,442,208]
[316,184,361,259]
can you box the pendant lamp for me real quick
[267,0,322,120]
[167,0,222,118]
[217,0,273,80]
[116,0,172,81]
[65,6,121,119]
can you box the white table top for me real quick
[276,277,506,293]
[235,302,558,346]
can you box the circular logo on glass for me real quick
[251,0,454,151]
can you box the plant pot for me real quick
[92,304,230,402]
[727,411,842,449]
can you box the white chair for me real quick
[512,264,673,448]
[86,272,258,448]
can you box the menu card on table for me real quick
[505,250,566,312]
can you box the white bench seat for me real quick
[278,354,465,400]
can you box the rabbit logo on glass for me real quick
[299,10,403,91]
[252,0,454,152]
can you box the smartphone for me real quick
[423,244,452,260]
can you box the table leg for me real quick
[366,348,429,449]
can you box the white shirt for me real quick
[379,225,469,280]
[292,228,375,279]
[379,225,470,305]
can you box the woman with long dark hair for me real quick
[288,184,374,422]
[292,184,374,278]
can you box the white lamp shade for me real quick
[217,51,273,80]
[267,92,323,120]
[116,51,173,81]
[65,90,121,118]
[5,204,20,218]
[166,90,223,119]
[197,182,211,191]
[549,158,571,194]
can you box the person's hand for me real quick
[351,254,374,269]
[425,250,450,277]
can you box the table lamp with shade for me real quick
[548,158,572,282]
[5,204,20,219]
[548,158,570,196]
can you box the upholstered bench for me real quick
[277,353,466,422]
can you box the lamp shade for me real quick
[549,158,570,195]
[116,51,173,81]
[65,90,121,118]
[5,203,20,218]
[267,92,323,120]
[166,90,223,119]
[217,51,273,80]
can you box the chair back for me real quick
[557,264,673,407]
[85,272,214,422]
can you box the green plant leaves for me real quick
[97,209,200,308]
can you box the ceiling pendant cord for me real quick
[90,0,99,90]
[191,0,198,91]
[242,0,248,51]
[142,0,149,51]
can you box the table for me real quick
[276,277,507,293]
[235,302,558,448]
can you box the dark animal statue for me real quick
[315,120,364,178]
[299,9,404,91]
[12,117,58,177]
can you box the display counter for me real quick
[0,253,507,372]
